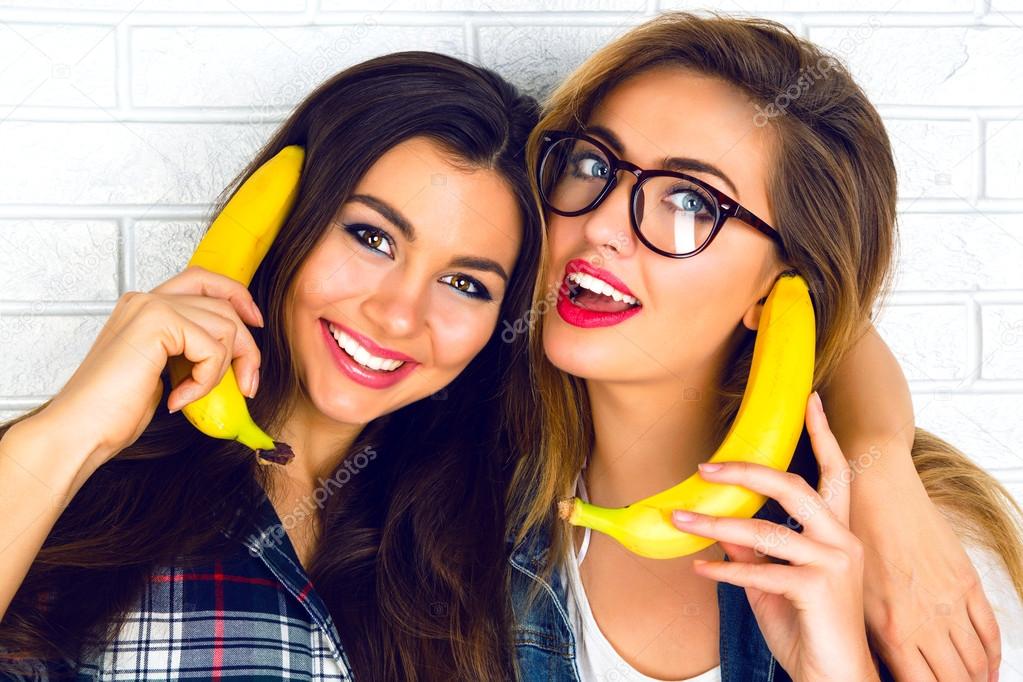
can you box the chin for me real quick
[310,386,384,427]
[540,326,605,380]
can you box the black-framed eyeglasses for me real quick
[535,130,785,259]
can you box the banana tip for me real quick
[256,440,295,466]
[557,497,577,521]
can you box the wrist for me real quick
[846,437,927,525]
[7,411,108,500]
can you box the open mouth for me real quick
[556,259,643,329]
[326,321,406,373]
[563,271,642,313]
[319,318,419,390]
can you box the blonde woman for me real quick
[508,12,1023,682]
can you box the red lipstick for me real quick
[556,258,642,329]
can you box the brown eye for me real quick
[438,273,491,301]
[342,223,395,259]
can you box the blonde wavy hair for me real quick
[507,11,1023,607]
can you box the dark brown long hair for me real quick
[0,51,541,681]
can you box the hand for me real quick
[36,265,265,474]
[671,391,879,682]
[821,322,1001,681]
[859,477,1001,682]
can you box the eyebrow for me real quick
[450,255,509,283]
[585,124,741,197]
[349,194,416,242]
[346,194,508,282]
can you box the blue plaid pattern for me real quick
[1,487,354,681]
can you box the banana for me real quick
[166,145,304,465]
[558,272,816,559]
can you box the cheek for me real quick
[545,217,577,275]
[641,252,762,360]
[298,246,385,308]
[427,297,499,371]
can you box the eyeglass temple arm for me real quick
[733,205,786,251]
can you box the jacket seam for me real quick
[508,556,576,659]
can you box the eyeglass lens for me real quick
[539,136,721,256]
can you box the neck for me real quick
[271,401,364,496]
[582,352,733,509]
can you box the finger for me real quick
[690,556,805,601]
[949,618,991,682]
[873,641,938,682]
[672,510,818,565]
[918,632,976,682]
[965,585,1002,680]
[718,539,767,565]
[696,459,848,541]
[177,296,261,397]
[163,311,234,412]
[716,540,771,604]
[151,265,264,329]
[805,391,853,528]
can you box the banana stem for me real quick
[557,497,578,522]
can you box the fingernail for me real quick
[674,510,698,523]
[699,462,722,473]
[248,369,259,398]
[812,391,823,413]
[251,302,264,327]
[169,388,193,413]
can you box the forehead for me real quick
[353,136,522,256]
[588,67,773,194]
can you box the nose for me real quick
[360,270,427,340]
[581,173,637,259]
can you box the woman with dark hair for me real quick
[0,51,540,681]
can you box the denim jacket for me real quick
[507,440,894,681]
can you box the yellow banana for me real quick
[166,145,304,465]
[558,272,816,559]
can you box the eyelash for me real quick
[439,274,492,301]
[341,223,492,301]
[343,223,395,259]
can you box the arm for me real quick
[819,322,1001,682]
[0,412,105,620]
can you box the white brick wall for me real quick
[1,1,1021,506]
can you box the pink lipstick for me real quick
[320,318,419,389]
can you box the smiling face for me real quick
[286,136,522,426]
[542,66,789,384]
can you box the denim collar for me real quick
[507,503,789,681]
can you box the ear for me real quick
[741,295,768,332]
[741,263,790,331]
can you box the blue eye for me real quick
[666,187,714,220]
[570,153,610,181]
[439,274,492,301]
[343,223,395,258]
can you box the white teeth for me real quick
[566,272,639,305]
[327,322,405,372]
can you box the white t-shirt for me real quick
[563,472,722,682]
[561,471,1023,681]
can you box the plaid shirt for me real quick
[3,486,354,681]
